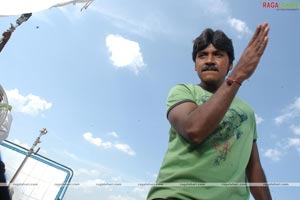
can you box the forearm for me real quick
[247,166,272,200]
[184,79,240,143]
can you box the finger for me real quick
[259,25,270,49]
[254,23,269,49]
[248,24,262,46]
[257,36,269,56]
[261,23,270,38]
[263,22,269,30]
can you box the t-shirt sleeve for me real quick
[251,111,258,142]
[253,126,258,143]
[166,84,196,118]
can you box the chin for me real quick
[204,80,218,85]
[200,77,218,84]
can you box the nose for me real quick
[205,54,215,65]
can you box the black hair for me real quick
[192,28,234,64]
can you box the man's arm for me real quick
[246,142,272,200]
[168,23,270,144]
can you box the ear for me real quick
[226,63,233,75]
[194,63,198,71]
[228,63,233,71]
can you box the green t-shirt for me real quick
[147,84,257,200]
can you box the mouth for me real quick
[201,65,219,72]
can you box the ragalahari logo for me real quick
[262,1,300,10]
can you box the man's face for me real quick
[195,44,232,91]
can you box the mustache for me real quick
[201,64,219,72]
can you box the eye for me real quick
[214,52,223,57]
[197,53,206,58]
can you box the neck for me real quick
[199,81,223,93]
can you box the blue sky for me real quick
[0,0,300,199]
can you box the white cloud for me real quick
[194,1,252,39]
[83,132,136,156]
[275,97,300,126]
[290,125,300,135]
[6,89,52,116]
[294,97,300,110]
[227,17,251,37]
[286,138,300,148]
[264,148,283,161]
[83,132,113,148]
[108,131,119,138]
[197,1,253,39]
[255,113,264,125]
[285,138,300,155]
[274,97,300,138]
[114,143,136,156]
[275,113,293,125]
[263,137,300,161]
[105,34,145,75]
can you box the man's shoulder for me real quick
[166,84,200,108]
[169,83,201,93]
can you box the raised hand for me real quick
[230,22,270,83]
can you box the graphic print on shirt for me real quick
[199,95,248,166]
[211,108,248,166]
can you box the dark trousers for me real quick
[0,160,11,200]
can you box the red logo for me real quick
[262,1,300,10]
[262,1,279,8]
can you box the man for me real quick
[147,23,272,200]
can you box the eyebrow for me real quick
[198,50,225,54]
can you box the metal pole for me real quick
[8,128,48,187]
[0,13,32,53]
